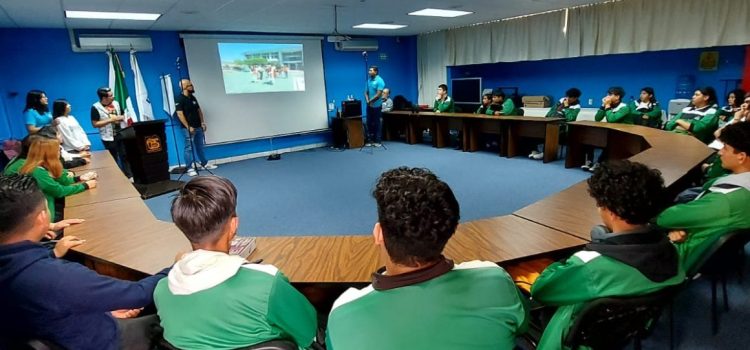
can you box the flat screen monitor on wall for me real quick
[451,78,482,103]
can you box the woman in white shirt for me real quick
[53,99,91,152]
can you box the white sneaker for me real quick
[581,161,593,171]
[203,164,218,170]
[531,152,544,160]
[589,163,600,172]
[365,143,373,147]
[187,168,198,177]
[373,143,382,148]
[529,150,540,158]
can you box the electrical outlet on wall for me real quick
[588,98,593,106]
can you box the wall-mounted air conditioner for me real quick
[69,29,153,52]
[334,39,379,52]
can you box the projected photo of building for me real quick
[219,42,306,94]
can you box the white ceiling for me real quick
[0,0,607,36]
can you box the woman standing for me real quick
[53,99,91,152]
[24,90,53,134]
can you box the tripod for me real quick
[175,57,214,181]
[359,51,387,153]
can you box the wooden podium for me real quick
[120,120,169,184]
[332,116,365,148]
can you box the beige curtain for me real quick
[416,0,750,102]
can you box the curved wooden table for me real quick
[64,121,712,286]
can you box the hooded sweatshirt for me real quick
[154,250,317,350]
[0,241,168,350]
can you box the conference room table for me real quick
[63,120,714,309]
[382,110,564,163]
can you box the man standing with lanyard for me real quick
[176,79,217,177]
[90,87,132,179]
[364,66,385,147]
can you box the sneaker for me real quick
[581,161,593,171]
[372,143,382,148]
[203,164,218,170]
[365,143,373,147]
[187,168,198,177]
[589,163,600,172]
[531,152,544,160]
[529,150,540,158]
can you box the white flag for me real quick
[130,49,154,121]
[160,74,176,117]
[107,51,115,91]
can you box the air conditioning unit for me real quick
[334,39,379,52]
[69,30,153,52]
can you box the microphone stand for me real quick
[163,72,185,175]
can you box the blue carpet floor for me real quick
[146,142,590,236]
[144,141,750,348]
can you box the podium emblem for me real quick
[145,135,162,153]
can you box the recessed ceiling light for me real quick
[353,23,407,30]
[65,10,161,21]
[408,8,473,17]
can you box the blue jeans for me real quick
[183,127,207,169]
[366,106,382,143]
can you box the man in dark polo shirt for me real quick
[326,167,528,350]
[176,79,217,177]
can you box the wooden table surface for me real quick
[70,151,119,172]
[65,166,141,207]
[64,122,713,284]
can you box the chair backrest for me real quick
[687,228,750,278]
[159,338,297,350]
[563,286,678,349]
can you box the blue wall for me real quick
[449,46,747,107]
[0,28,418,164]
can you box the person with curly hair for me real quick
[326,167,528,350]
[530,160,684,350]
[658,122,750,272]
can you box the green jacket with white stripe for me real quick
[657,172,750,272]
[664,104,720,144]
[531,230,684,350]
[594,102,632,124]
[326,259,528,350]
[154,250,317,350]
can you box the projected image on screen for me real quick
[218,43,305,94]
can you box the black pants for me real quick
[103,134,132,178]
[117,314,160,350]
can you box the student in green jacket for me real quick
[718,89,745,128]
[629,87,663,128]
[488,88,517,116]
[658,122,750,272]
[327,167,528,350]
[154,176,318,350]
[4,137,95,222]
[665,86,720,144]
[530,88,582,160]
[531,160,684,350]
[433,84,455,113]
[583,87,631,172]
[476,93,492,114]
[594,86,632,124]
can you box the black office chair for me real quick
[158,338,298,350]
[562,286,679,350]
[685,228,750,335]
